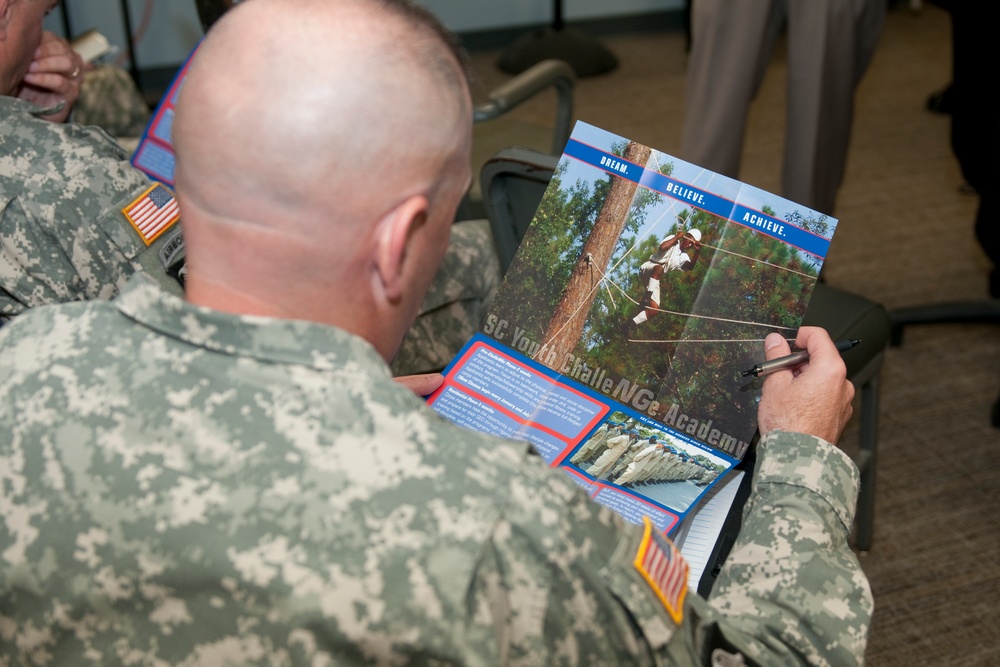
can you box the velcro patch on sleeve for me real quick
[633,516,688,624]
[122,183,180,245]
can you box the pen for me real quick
[741,338,861,377]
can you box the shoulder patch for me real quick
[158,225,185,271]
[634,516,688,623]
[122,183,180,245]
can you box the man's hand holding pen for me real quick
[743,338,859,378]
[756,327,855,445]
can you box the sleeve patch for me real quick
[122,184,180,245]
[633,516,688,624]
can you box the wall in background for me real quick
[46,0,683,69]
[46,1,203,70]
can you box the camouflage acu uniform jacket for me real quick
[0,277,871,666]
[73,65,152,139]
[0,96,185,322]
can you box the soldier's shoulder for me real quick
[0,299,111,355]
[0,104,132,183]
[420,410,581,503]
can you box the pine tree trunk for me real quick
[540,141,652,371]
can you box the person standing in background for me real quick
[680,0,886,215]
[934,2,999,298]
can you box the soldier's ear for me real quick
[372,193,429,303]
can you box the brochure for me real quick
[130,43,201,187]
[427,121,837,535]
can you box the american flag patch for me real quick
[122,184,180,245]
[634,516,688,623]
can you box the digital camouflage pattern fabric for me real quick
[707,433,874,665]
[73,65,152,139]
[0,276,871,666]
[390,218,501,375]
[0,96,183,322]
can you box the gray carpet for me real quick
[463,4,1000,664]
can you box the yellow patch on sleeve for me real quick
[122,183,180,245]
[633,516,688,624]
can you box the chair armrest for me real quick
[473,59,576,155]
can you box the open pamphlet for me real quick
[428,121,837,537]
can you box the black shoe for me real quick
[632,286,653,311]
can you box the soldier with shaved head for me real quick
[0,1,871,665]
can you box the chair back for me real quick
[480,147,559,272]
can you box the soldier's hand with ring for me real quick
[18,30,84,123]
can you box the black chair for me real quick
[473,59,576,157]
[480,146,890,550]
[455,60,576,222]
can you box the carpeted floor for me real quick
[462,4,1000,664]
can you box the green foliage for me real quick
[784,209,833,272]
[489,160,593,337]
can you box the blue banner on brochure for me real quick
[562,138,831,259]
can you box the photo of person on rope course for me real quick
[479,123,834,446]
[630,222,704,327]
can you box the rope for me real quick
[590,260,798,332]
[536,188,682,352]
[602,276,618,310]
[633,305,797,331]
[700,243,818,280]
[535,173,809,348]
